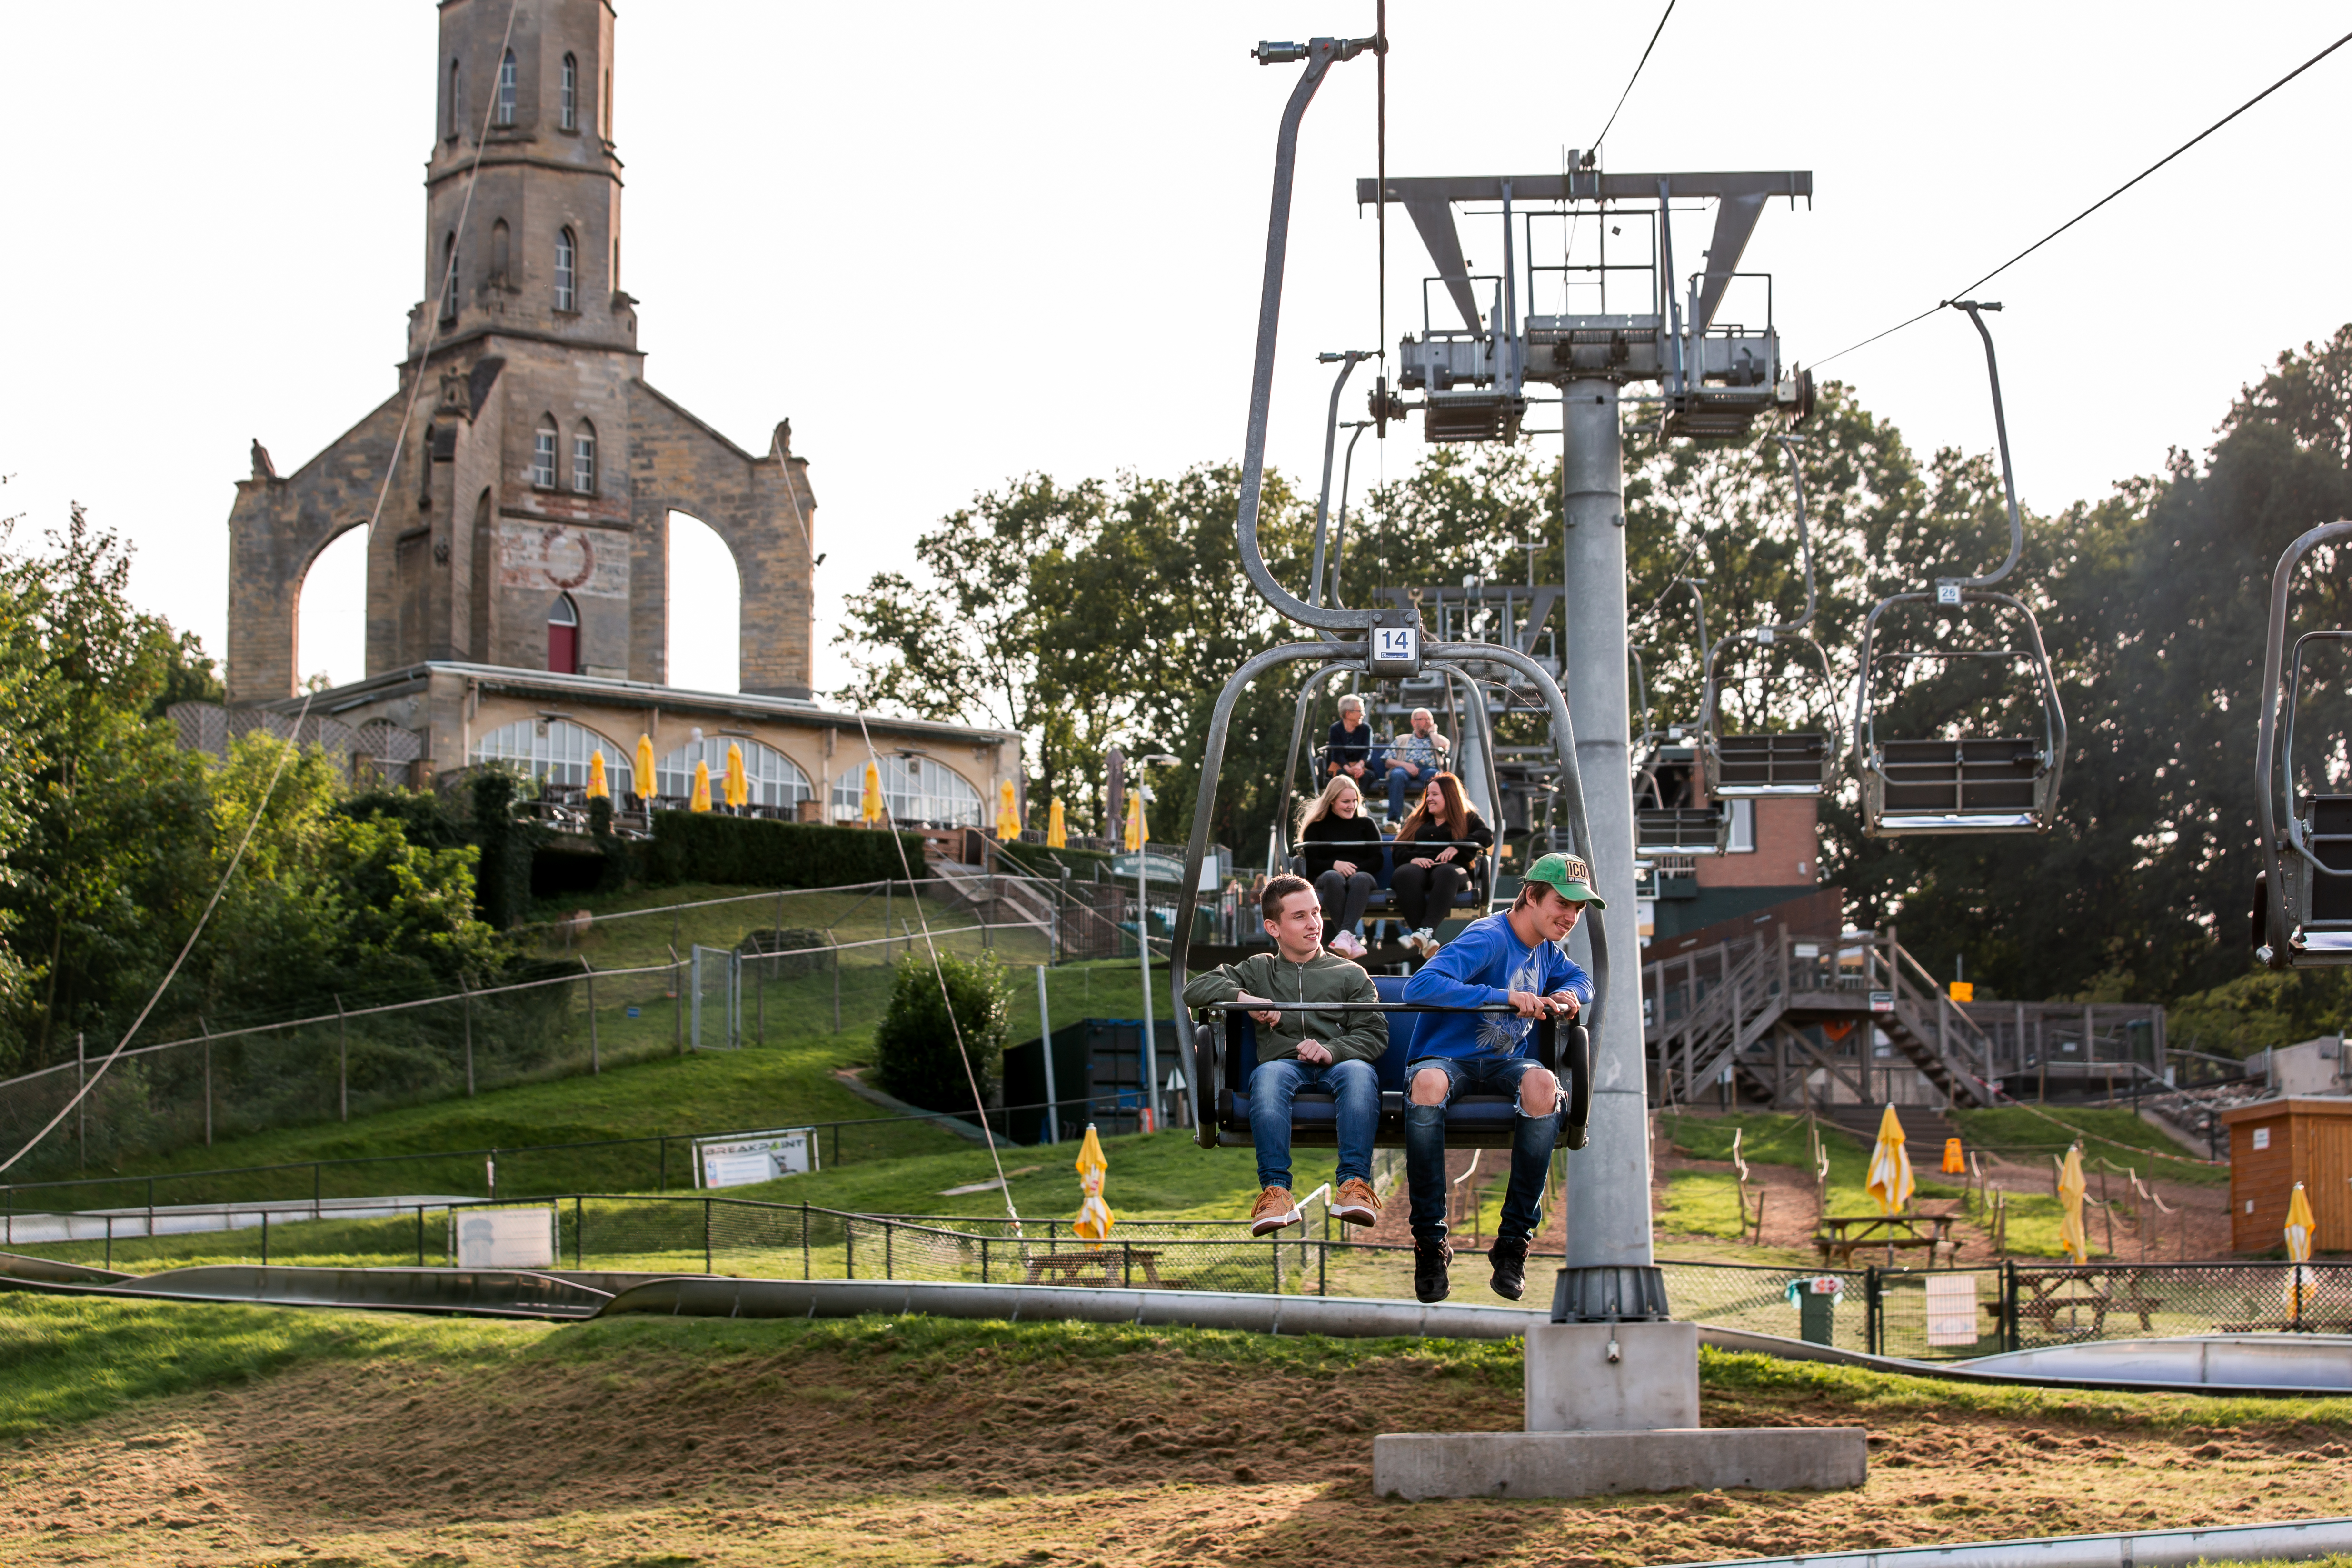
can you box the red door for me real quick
[548,623,578,673]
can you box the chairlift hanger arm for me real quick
[1307,353,1375,609]
[1765,434,1819,636]
[1948,301,2025,590]
[1237,36,1384,634]
[2255,523,2352,932]
[1331,420,1371,609]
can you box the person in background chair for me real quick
[1385,707,1450,824]
[1296,776,1382,949]
[1391,773,1493,956]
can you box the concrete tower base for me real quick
[1373,1321,1868,1500]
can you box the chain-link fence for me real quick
[11,1188,2345,1351]
[0,878,1060,1183]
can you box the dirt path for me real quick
[6,1336,2347,1567]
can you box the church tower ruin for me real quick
[226,0,817,704]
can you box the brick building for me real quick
[201,0,1018,825]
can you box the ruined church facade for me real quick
[226,0,815,706]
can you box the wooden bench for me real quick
[1021,1248,1188,1290]
[2012,1268,2166,1336]
[1814,1213,1961,1267]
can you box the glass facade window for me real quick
[560,54,577,130]
[496,50,516,126]
[554,228,576,311]
[531,422,557,488]
[829,754,983,828]
[1726,799,1756,853]
[471,717,631,795]
[572,425,595,494]
[656,737,811,809]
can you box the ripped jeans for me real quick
[1401,1054,1560,1246]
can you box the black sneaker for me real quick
[1488,1235,1530,1301]
[1413,1238,1453,1304]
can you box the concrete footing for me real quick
[1372,1426,1869,1501]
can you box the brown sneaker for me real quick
[1331,1177,1383,1228]
[1249,1185,1300,1237]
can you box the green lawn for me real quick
[1952,1104,2229,1187]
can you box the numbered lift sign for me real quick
[1370,620,1420,675]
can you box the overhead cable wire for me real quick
[0,0,532,1179]
[1813,23,2352,370]
[1587,0,1676,156]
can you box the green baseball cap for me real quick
[1525,852,1608,909]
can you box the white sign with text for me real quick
[694,1128,819,1189]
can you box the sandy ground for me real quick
[8,1335,2351,1567]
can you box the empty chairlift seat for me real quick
[2286,795,2352,953]
[1192,975,1589,1151]
[1707,732,1831,797]
[1634,806,1726,857]
[1864,736,2051,833]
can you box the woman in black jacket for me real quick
[1296,776,1383,946]
[1391,772,1492,950]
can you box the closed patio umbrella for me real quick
[2286,1181,2317,1318]
[1073,1123,1115,1248]
[860,760,884,825]
[1047,798,1067,849]
[586,749,609,800]
[691,759,712,812]
[2056,1142,2089,1265]
[1865,1105,1913,1216]
[634,734,655,805]
[1123,788,1146,852]
[996,779,1020,840]
[724,742,747,809]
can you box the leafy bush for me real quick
[870,950,1009,1115]
[995,841,1112,879]
[645,811,926,890]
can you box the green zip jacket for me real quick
[1181,951,1388,1065]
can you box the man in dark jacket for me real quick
[1183,875,1388,1235]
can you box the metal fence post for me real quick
[832,945,841,1034]
[260,1208,270,1267]
[658,1137,667,1193]
[583,958,599,1074]
[76,1032,85,1169]
[674,953,685,1057]
[416,1204,425,1266]
[1865,1265,1880,1356]
[333,996,349,1122]
[847,1218,856,1279]
[802,1202,810,1280]
[704,1198,713,1275]
[574,1195,584,1269]
[200,1016,213,1147]
[981,1235,990,1284]
[461,979,475,1096]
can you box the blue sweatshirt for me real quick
[1401,911,1594,1059]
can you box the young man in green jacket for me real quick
[1182,874,1389,1235]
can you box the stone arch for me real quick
[663,509,739,691]
[226,393,406,705]
[626,383,816,697]
[294,522,370,689]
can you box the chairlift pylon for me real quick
[2252,519,2352,969]
[1698,435,1843,799]
[1852,302,2067,836]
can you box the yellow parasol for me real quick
[1865,1105,1914,1216]
[2287,1181,2318,1317]
[860,759,885,825]
[690,759,712,812]
[996,779,1021,840]
[1047,797,1067,849]
[2056,1142,2089,1265]
[1073,1124,1115,1248]
[1123,788,1146,852]
[1941,1136,1965,1175]
[586,749,609,800]
[724,741,747,809]
[635,733,656,804]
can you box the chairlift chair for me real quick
[2252,519,2352,969]
[1631,583,1729,856]
[1853,303,2066,836]
[1699,436,1843,799]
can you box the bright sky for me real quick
[2,4,2346,699]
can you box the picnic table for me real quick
[1814,1212,1961,1267]
[2008,1268,2166,1337]
[1022,1248,1188,1290]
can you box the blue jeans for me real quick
[1385,764,1424,820]
[1401,1054,1560,1246]
[1248,1056,1379,1192]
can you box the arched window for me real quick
[602,69,612,138]
[560,54,578,131]
[830,755,984,827]
[547,595,579,674]
[554,228,576,312]
[448,58,462,137]
[496,50,516,127]
[531,416,558,489]
[571,420,596,495]
[658,736,811,810]
[471,717,630,795]
[489,219,510,286]
[439,233,459,319]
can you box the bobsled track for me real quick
[8,1254,2351,1400]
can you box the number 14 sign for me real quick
[1372,625,1419,668]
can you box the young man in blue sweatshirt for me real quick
[1398,852,1600,1303]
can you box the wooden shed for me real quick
[2220,1097,2352,1253]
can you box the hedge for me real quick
[644,811,928,889]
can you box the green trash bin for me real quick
[1787,1276,1841,1345]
